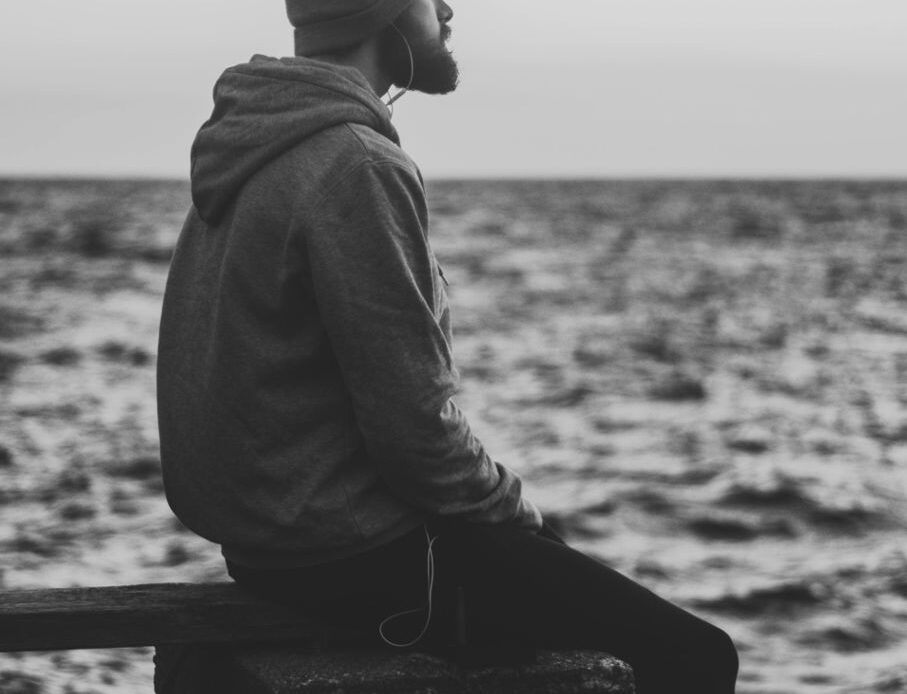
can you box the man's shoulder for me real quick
[284,122,420,190]
[343,123,415,170]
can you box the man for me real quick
[157,1,738,691]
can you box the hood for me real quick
[190,54,399,224]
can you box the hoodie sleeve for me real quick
[302,159,542,532]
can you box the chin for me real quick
[384,28,459,95]
[410,50,460,94]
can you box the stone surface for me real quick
[225,647,635,694]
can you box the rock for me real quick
[222,648,635,694]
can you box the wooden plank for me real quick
[0,583,367,652]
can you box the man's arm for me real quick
[302,158,541,531]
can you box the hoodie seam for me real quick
[340,480,366,541]
[344,123,378,159]
[308,157,415,216]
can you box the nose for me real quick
[437,0,453,23]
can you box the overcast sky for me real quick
[1,0,905,178]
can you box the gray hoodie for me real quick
[157,55,541,569]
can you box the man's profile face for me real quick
[383,0,459,95]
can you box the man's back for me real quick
[157,55,534,569]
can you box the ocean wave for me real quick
[796,615,892,652]
[717,476,899,533]
[693,580,828,615]
[686,514,797,541]
[718,476,810,508]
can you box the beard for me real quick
[380,21,459,95]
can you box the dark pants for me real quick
[227,520,738,694]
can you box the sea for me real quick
[1,178,906,693]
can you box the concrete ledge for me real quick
[223,647,635,694]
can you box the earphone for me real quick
[384,23,415,114]
[378,524,439,647]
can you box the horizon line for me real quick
[3,172,907,184]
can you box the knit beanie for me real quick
[287,0,415,56]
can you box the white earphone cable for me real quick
[385,23,415,114]
[378,525,438,648]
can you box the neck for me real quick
[307,37,392,97]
